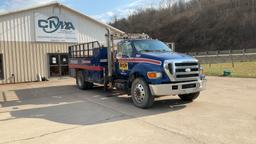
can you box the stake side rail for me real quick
[68,41,101,58]
[68,41,108,85]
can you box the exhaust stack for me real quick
[106,28,113,88]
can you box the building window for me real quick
[48,53,69,77]
[0,54,3,79]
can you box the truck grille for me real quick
[176,68,198,73]
[175,63,198,67]
[174,62,199,81]
[164,61,200,82]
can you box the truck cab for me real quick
[69,37,206,108]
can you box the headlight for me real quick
[147,72,162,79]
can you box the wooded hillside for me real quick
[110,0,256,52]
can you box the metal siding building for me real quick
[0,2,123,84]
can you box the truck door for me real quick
[116,41,134,77]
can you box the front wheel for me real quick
[131,78,154,108]
[178,92,200,101]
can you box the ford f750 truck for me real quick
[69,32,206,108]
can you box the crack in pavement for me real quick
[0,126,79,144]
[80,96,207,144]
[0,114,127,144]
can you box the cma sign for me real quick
[38,16,75,33]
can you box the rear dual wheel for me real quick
[76,71,93,90]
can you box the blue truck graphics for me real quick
[69,38,206,108]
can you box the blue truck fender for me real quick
[128,63,163,86]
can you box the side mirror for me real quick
[166,43,175,52]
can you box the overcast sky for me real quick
[0,0,162,23]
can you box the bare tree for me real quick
[110,0,256,52]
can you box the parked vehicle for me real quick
[69,32,206,108]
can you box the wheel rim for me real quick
[133,83,145,104]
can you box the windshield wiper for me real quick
[139,49,171,53]
[139,50,154,52]
[160,49,171,52]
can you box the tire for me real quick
[131,78,154,108]
[76,71,93,90]
[178,92,200,101]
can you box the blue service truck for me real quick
[69,33,206,108]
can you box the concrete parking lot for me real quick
[0,76,256,144]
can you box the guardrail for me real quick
[186,48,256,56]
[189,48,256,65]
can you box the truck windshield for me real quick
[133,40,172,53]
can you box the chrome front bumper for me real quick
[149,79,207,96]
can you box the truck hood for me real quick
[140,52,197,62]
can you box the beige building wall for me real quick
[0,41,71,84]
[0,3,123,84]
